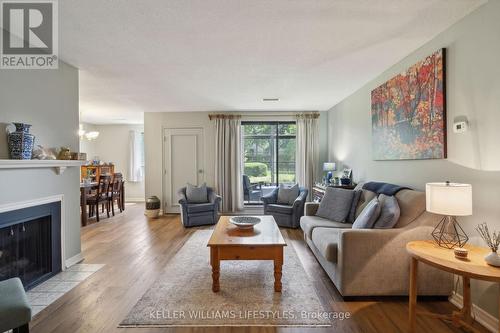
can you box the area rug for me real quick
[120,230,333,327]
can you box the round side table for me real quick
[406,240,500,333]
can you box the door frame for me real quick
[162,127,205,214]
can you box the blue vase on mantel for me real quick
[8,123,35,160]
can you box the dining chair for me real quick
[87,175,111,222]
[109,173,123,216]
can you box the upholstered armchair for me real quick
[177,187,222,227]
[261,187,308,228]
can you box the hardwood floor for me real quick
[31,204,488,333]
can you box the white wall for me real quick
[79,123,145,201]
[78,123,97,159]
[144,111,329,211]
[0,61,81,262]
[328,0,500,318]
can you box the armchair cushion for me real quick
[186,203,217,214]
[0,278,31,332]
[261,188,278,204]
[316,187,355,222]
[277,183,299,205]
[186,183,208,203]
[266,204,293,215]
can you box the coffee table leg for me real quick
[274,248,283,292]
[210,247,220,292]
[409,257,418,333]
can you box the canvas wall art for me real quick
[371,48,446,160]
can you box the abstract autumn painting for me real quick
[371,49,446,160]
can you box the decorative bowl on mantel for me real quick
[229,216,261,229]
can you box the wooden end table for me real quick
[406,240,500,333]
[207,215,286,292]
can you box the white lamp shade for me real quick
[323,162,337,172]
[425,182,472,216]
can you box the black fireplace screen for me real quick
[0,216,52,288]
[0,201,61,290]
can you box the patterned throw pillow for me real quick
[352,197,381,229]
[316,188,355,222]
[186,183,208,203]
[277,183,299,205]
[373,194,400,229]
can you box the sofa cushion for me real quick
[374,194,400,229]
[277,183,299,205]
[352,197,381,229]
[316,188,354,222]
[355,190,377,218]
[311,227,339,263]
[300,215,352,239]
[394,189,425,228]
[266,204,293,215]
[186,183,208,203]
[186,203,215,213]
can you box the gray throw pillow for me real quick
[352,197,381,229]
[373,194,400,229]
[347,190,362,223]
[316,188,355,222]
[277,183,299,205]
[186,183,208,203]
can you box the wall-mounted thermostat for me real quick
[453,121,468,133]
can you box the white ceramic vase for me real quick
[484,251,500,267]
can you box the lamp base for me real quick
[431,216,469,249]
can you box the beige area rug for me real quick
[120,230,333,327]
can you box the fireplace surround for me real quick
[0,199,62,290]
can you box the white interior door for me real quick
[164,128,204,213]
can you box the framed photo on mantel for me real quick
[371,48,447,161]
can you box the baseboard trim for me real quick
[126,197,145,202]
[449,292,498,332]
[65,253,84,269]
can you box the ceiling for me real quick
[58,0,486,124]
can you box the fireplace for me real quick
[0,201,62,290]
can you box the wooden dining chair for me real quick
[87,175,111,222]
[109,173,123,216]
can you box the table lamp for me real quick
[426,182,472,249]
[323,162,336,184]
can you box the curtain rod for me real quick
[208,112,320,120]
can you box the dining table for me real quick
[80,180,126,226]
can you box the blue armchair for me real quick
[261,187,308,228]
[177,187,222,227]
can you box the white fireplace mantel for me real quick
[0,159,84,175]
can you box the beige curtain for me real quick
[214,116,243,212]
[296,114,319,198]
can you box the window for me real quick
[242,122,296,204]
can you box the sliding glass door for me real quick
[242,121,296,205]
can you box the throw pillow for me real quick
[277,183,299,205]
[373,194,400,229]
[352,197,381,229]
[347,190,362,223]
[316,188,355,222]
[186,183,208,203]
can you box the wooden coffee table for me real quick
[207,215,286,292]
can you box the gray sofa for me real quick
[300,186,453,297]
[261,187,308,228]
[178,187,221,227]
